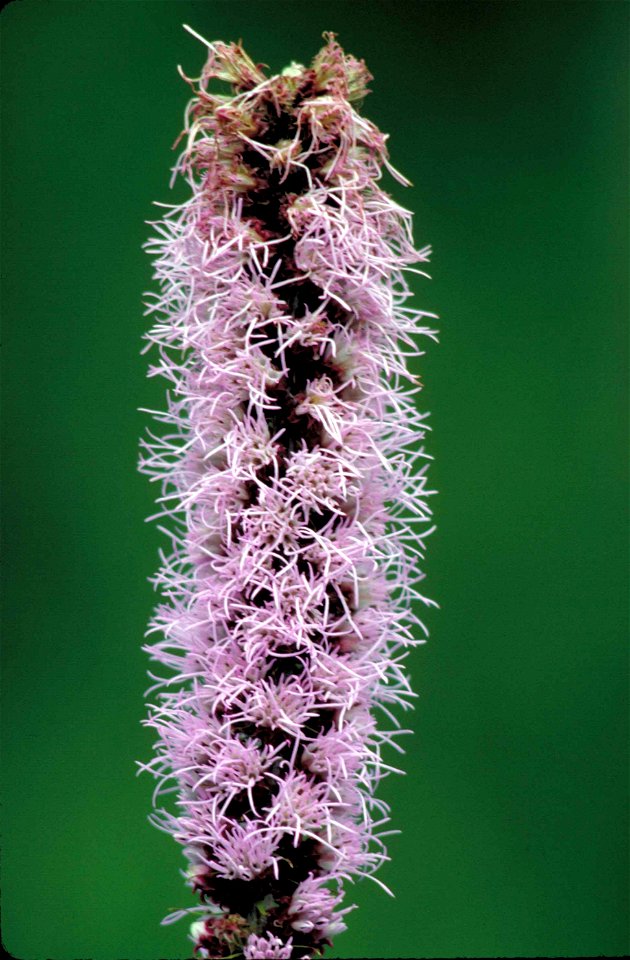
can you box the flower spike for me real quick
[141,28,437,960]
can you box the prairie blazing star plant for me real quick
[140,28,437,960]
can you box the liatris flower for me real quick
[140,27,437,960]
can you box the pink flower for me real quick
[287,875,353,939]
[243,932,294,960]
[141,28,436,960]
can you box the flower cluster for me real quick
[140,28,437,960]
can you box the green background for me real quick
[2,1,627,958]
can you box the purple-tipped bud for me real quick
[140,29,437,960]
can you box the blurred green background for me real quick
[2,1,627,958]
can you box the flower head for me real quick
[243,932,294,960]
[141,28,436,960]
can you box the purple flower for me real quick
[140,27,437,960]
[243,932,294,959]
